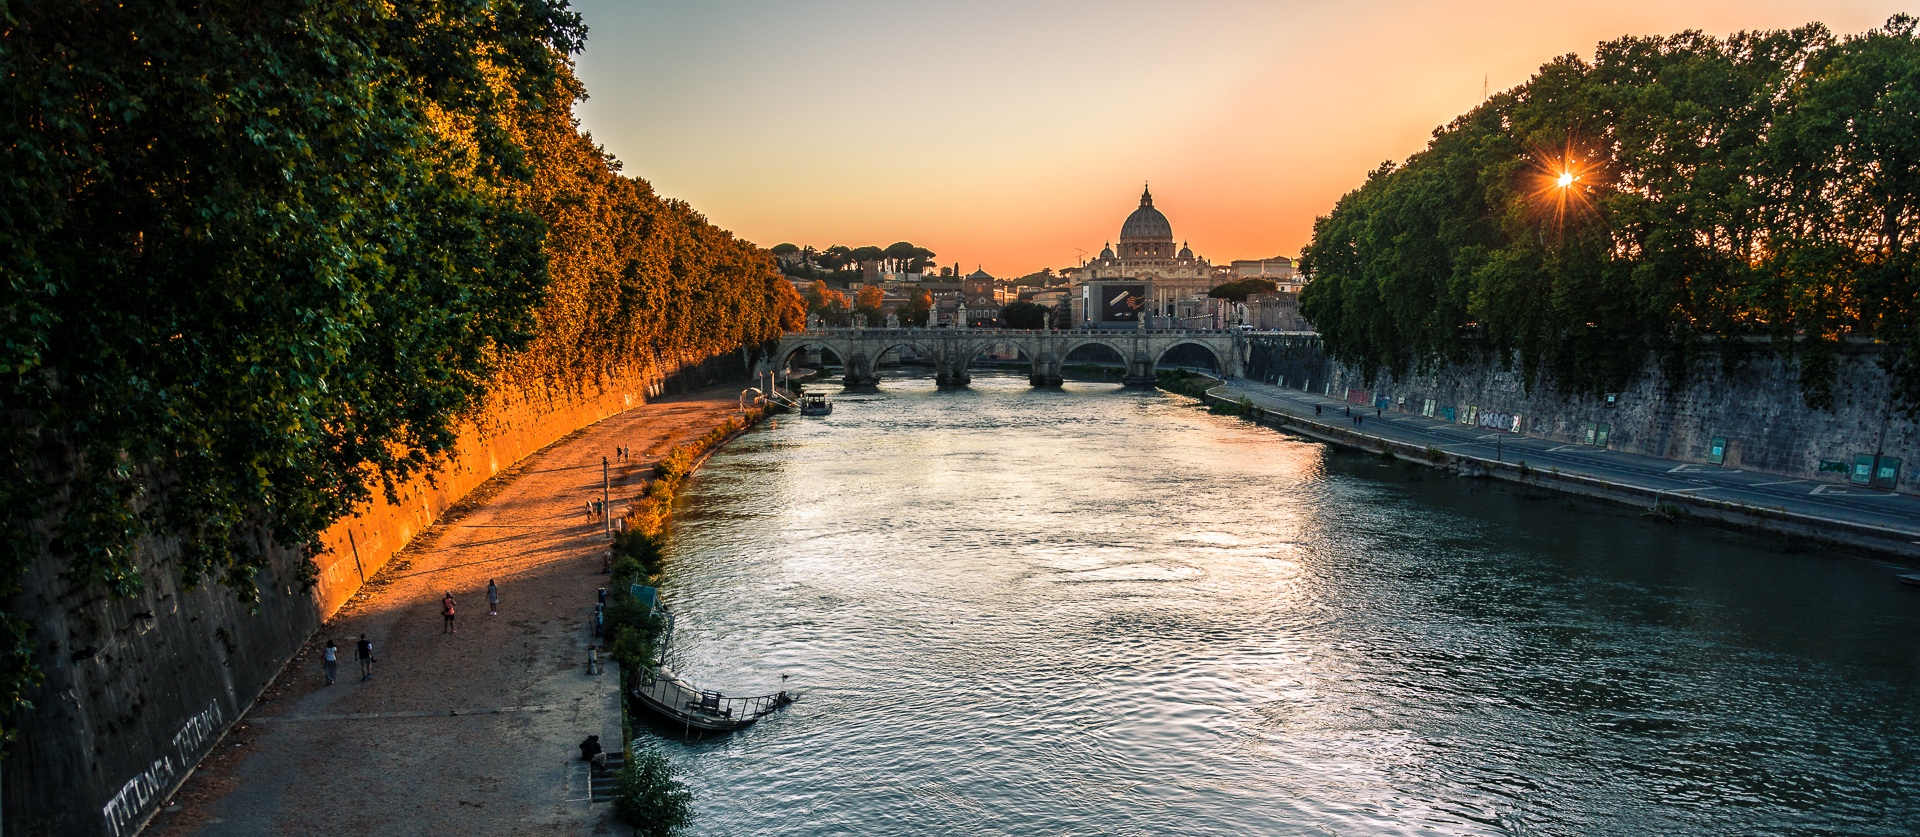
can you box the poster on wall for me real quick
[1102,284,1147,322]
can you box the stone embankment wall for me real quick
[2,349,754,837]
[1242,335,1920,493]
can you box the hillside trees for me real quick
[0,0,798,742]
[1299,17,1920,409]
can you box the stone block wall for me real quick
[1242,337,1920,492]
[2,349,753,836]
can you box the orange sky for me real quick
[569,1,1904,278]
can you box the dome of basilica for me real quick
[1119,185,1173,241]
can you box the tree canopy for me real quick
[779,241,936,275]
[0,0,800,741]
[1209,278,1279,302]
[1299,17,1920,410]
[1000,301,1050,329]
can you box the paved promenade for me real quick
[144,387,758,837]
[1212,378,1920,555]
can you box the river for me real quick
[650,369,1920,836]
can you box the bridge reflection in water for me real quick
[767,327,1274,388]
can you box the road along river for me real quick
[648,370,1920,837]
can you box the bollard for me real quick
[587,644,600,675]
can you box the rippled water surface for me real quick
[651,371,1920,836]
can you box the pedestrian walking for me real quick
[442,592,457,634]
[1315,404,1322,416]
[356,634,374,680]
[487,579,499,616]
[322,638,338,685]
[584,500,594,518]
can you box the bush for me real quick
[614,748,694,836]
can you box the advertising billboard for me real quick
[1101,284,1147,322]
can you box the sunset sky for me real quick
[569,0,1905,278]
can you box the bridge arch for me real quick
[1059,337,1130,364]
[774,338,850,370]
[1155,340,1227,374]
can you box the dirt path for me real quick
[143,386,757,837]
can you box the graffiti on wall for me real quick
[102,700,223,836]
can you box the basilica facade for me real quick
[1069,186,1222,325]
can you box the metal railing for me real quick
[634,666,792,723]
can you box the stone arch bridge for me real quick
[764,327,1246,387]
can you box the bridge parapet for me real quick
[772,327,1248,387]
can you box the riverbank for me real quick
[143,385,767,837]
[1186,377,1920,564]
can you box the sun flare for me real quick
[1557,172,1575,188]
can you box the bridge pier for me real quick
[934,355,970,387]
[1029,353,1062,386]
[1123,353,1157,386]
[842,352,880,388]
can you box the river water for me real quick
[651,370,1920,836]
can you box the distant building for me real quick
[1246,292,1311,331]
[1230,257,1304,293]
[1074,186,1218,325]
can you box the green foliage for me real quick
[0,1,800,745]
[999,301,1050,329]
[1208,278,1280,302]
[1299,16,1920,411]
[614,747,695,836]
[1156,370,1215,398]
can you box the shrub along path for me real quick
[143,385,761,837]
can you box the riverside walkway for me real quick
[143,387,759,837]
[1211,378,1920,560]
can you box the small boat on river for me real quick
[799,394,833,416]
[1899,573,1920,587]
[630,665,794,732]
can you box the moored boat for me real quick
[630,665,794,732]
[799,394,833,415]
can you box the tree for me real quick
[805,279,851,325]
[1209,278,1279,302]
[853,284,886,324]
[770,242,800,256]
[1000,301,1050,329]
[896,288,934,327]
[884,241,938,272]
[1299,16,1920,409]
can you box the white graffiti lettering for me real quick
[100,754,174,837]
[169,700,223,753]
[100,700,224,836]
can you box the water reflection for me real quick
[655,370,1920,836]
